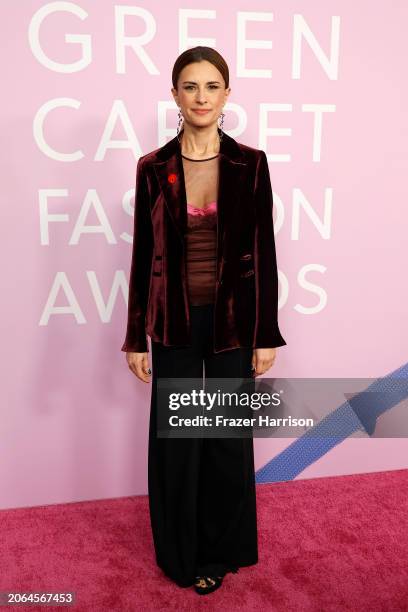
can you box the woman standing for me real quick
[122,46,286,595]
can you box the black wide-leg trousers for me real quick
[148,304,258,587]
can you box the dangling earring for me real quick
[176,108,184,142]
[218,111,225,141]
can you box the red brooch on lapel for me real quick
[167,173,177,184]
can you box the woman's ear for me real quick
[171,87,179,106]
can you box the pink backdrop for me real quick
[1,0,407,510]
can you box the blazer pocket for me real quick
[152,254,162,277]
[239,253,254,278]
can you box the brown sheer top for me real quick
[182,153,219,305]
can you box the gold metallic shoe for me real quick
[194,575,224,595]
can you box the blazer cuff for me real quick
[254,327,287,349]
[121,335,149,353]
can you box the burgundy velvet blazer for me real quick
[121,129,286,354]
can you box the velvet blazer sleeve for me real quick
[121,157,153,353]
[253,150,286,349]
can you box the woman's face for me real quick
[172,60,230,130]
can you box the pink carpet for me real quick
[1,469,408,611]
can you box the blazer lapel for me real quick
[152,129,248,255]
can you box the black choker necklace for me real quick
[181,153,219,162]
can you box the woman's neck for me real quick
[179,127,220,158]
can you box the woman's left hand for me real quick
[252,348,276,376]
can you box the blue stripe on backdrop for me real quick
[255,363,408,483]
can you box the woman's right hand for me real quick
[126,351,151,383]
